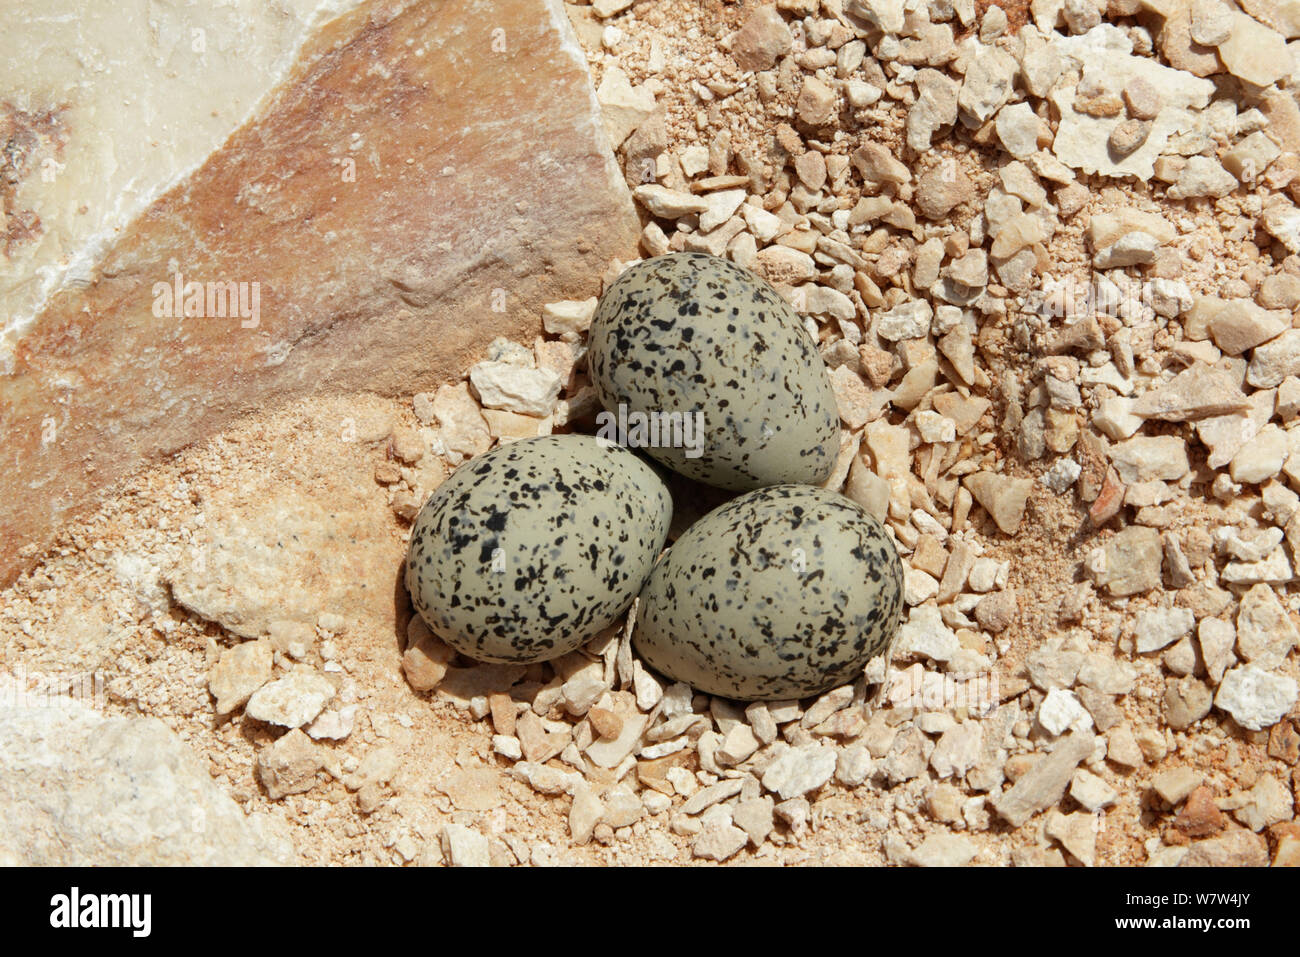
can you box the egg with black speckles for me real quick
[588,252,840,491]
[633,484,903,701]
[406,434,672,664]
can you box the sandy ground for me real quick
[2,0,1299,866]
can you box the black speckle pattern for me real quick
[588,252,840,491]
[406,435,672,664]
[634,485,904,701]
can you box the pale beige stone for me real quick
[633,184,708,218]
[209,640,273,716]
[1107,436,1189,483]
[963,472,1032,535]
[257,729,324,800]
[1129,365,1250,421]
[597,66,656,148]
[1217,13,1293,87]
[1208,302,1289,355]
[731,6,793,71]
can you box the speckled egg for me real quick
[406,435,672,664]
[588,252,840,491]
[633,485,903,701]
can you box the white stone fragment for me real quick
[441,823,491,867]
[760,744,837,801]
[541,299,597,341]
[1214,666,1299,730]
[1135,607,1196,654]
[897,604,960,663]
[877,300,934,341]
[1038,688,1093,736]
[1041,458,1081,493]
[245,670,335,729]
[468,361,562,416]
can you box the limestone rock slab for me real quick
[0,0,639,584]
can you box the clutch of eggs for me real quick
[405,252,904,699]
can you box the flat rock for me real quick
[907,69,959,150]
[1167,156,1238,200]
[1180,828,1270,867]
[508,761,582,796]
[1028,638,1085,691]
[306,703,357,741]
[166,410,400,639]
[681,779,746,816]
[0,701,291,864]
[1077,654,1137,695]
[1218,12,1293,87]
[432,383,493,458]
[991,731,1096,827]
[437,664,528,706]
[733,796,775,846]
[692,821,749,862]
[1070,768,1119,811]
[1263,198,1300,254]
[1049,25,1215,180]
[596,65,655,148]
[1129,366,1249,421]
[1198,618,1238,684]
[634,184,708,218]
[469,361,562,417]
[569,781,603,846]
[957,47,1017,124]
[1107,724,1144,768]
[1197,391,1275,468]
[1228,774,1292,832]
[601,785,645,828]
[1045,809,1098,866]
[0,0,639,587]
[1229,425,1288,485]
[257,728,324,800]
[1135,606,1196,653]
[1208,303,1289,356]
[441,824,491,867]
[930,720,983,778]
[731,5,793,71]
[897,603,960,663]
[1107,436,1189,483]
[995,102,1041,159]
[584,694,647,769]
[1248,330,1300,389]
[1165,676,1213,730]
